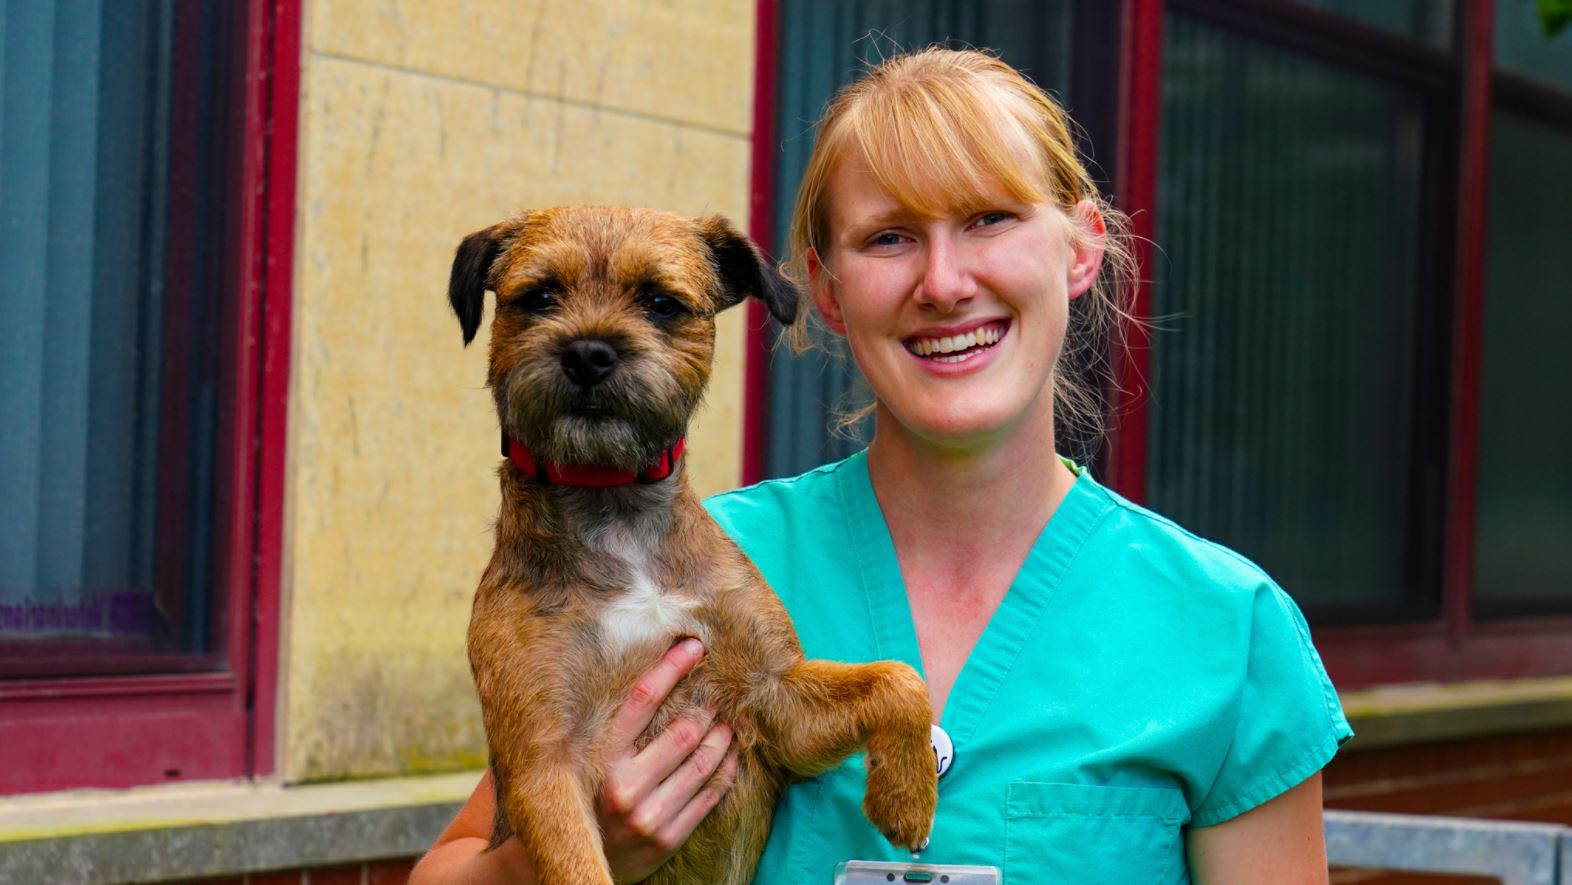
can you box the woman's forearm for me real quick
[409,835,538,885]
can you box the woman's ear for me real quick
[807,248,847,335]
[1066,198,1106,300]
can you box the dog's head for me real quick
[448,206,799,470]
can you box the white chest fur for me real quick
[594,526,701,653]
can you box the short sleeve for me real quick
[1190,582,1354,827]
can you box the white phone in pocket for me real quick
[833,860,1002,885]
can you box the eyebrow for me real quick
[842,208,914,235]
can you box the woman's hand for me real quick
[409,638,737,885]
[598,637,740,883]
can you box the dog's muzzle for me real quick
[561,339,619,387]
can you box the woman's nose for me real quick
[916,235,976,310]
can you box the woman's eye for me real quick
[974,211,1012,228]
[645,293,685,319]
[869,232,906,247]
[516,288,557,314]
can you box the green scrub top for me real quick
[703,451,1353,884]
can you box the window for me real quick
[1149,11,1445,623]
[1473,108,1572,616]
[1137,0,1572,685]
[0,0,297,793]
[2,0,234,678]
[1473,3,1572,617]
[753,0,1572,687]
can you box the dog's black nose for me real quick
[561,340,619,387]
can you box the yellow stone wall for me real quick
[282,0,759,782]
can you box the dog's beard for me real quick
[498,358,697,470]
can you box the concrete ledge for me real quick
[0,771,478,885]
[1341,676,1572,750]
[7,678,1572,884]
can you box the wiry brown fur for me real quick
[449,206,937,884]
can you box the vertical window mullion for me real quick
[1110,0,1165,503]
[1443,0,1494,646]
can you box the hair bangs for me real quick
[846,76,1048,220]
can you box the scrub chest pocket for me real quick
[1003,782,1189,884]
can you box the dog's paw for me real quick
[860,732,938,851]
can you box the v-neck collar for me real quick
[834,449,1110,747]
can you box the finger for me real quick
[637,722,732,824]
[614,708,721,807]
[653,750,740,850]
[625,723,730,841]
[605,637,703,752]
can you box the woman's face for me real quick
[810,158,1104,453]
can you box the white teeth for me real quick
[908,324,1005,359]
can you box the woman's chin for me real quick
[875,387,1057,454]
[886,407,1018,451]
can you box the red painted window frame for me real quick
[0,0,299,794]
[743,0,1572,689]
[742,0,781,488]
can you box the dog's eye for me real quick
[644,293,686,320]
[515,288,557,314]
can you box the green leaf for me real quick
[1536,0,1572,37]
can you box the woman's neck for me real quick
[864,404,1078,578]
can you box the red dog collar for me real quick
[503,433,685,487]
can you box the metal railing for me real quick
[1325,810,1572,884]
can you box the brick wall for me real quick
[1326,726,1572,883]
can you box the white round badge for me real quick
[930,723,954,779]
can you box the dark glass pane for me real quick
[767,0,1073,478]
[1149,14,1441,621]
[1289,0,1453,47]
[1494,0,1572,93]
[1473,112,1572,616]
[0,0,238,676]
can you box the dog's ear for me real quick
[448,221,515,346]
[697,215,801,325]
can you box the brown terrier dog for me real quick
[448,206,938,884]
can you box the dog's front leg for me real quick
[757,659,937,850]
[472,614,614,883]
[492,752,614,884]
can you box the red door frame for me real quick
[0,0,298,793]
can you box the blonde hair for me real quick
[784,46,1137,453]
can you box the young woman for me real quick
[413,47,1350,884]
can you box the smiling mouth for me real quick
[904,321,1009,364]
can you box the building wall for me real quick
[282,0,759,782]
[1325,726,1572,884]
